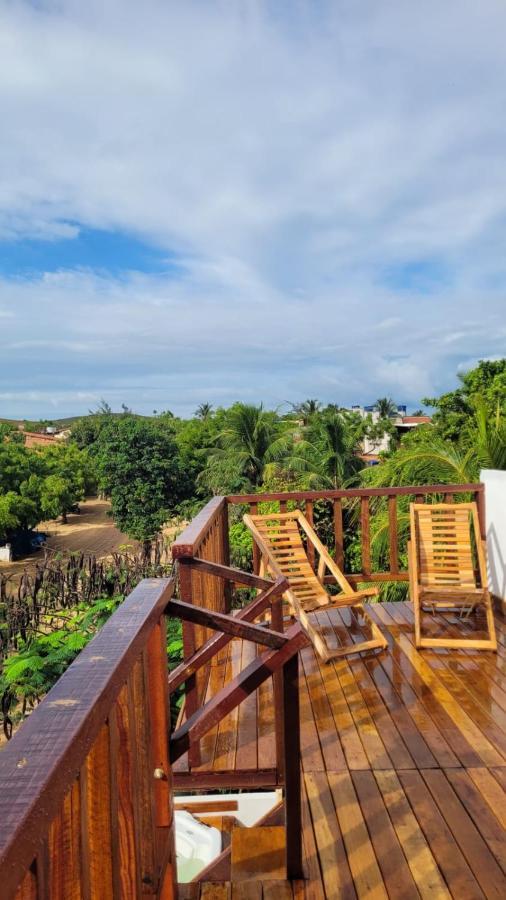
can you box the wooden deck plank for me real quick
[443,769,506,873]
[374,769,450,899]
[367,606,463,768]
[304,771,356,899]
[235,641,259,771]
[351,771,420,900]
[333,613,416,770]
[398,769,486,900]
[395,603,506,727]
[179,603,506,898]
[213,639,242,771]
[331,650,392,771]
[421,769,506,897]
[388,605,506,763]
[256,644,276,772]
[299,644,348,771]
[328,771,388,899]
[372,604,502,767]
[466,767,506,829]
[312,629,370,771]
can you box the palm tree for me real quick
[271,409,364,489]
[209,403,281,487]
[195,403,213,420]
[375,397,398,419]
[293,399,322,426]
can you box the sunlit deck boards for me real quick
[176,602,506,898]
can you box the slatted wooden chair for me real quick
[408,502,497,650]
[243,509,387,662]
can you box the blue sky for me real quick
[1,0,505,419]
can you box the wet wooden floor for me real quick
[177,602,506,898]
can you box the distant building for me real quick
[350,404,431,462]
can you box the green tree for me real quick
[293,399,322,425]
[0,492,39,541]
[195,403,213,420]
[423,358,506,441]
[375,397,398,419]
[272,409,364,489]
[92,417,185,541]
[206,403,282,490]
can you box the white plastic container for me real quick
[175,810,222,883]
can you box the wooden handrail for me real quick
[172,496,226,557]
[0,577,175,900]
[227,483,482,503]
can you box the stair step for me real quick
[230,825,286,882]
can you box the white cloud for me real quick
[0,0,505,416]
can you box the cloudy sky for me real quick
[1,1,505,419]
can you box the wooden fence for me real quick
[0,566,306,895]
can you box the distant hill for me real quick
[0,412,153,432]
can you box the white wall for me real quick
[481,469,506,601]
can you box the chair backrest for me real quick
[243,509,352,610]
[410,502,481,588]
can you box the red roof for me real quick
[401,416,431,425]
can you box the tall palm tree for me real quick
[293,399,322,426]
[375,397,398,419]
[209,403,281,487]
[195,403,213,420]
[271,409,364,489]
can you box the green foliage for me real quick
[0,440,92,540]
[229,522,253,570]
[268,408,365,489]
[0,596,122,735]
[90,416,187,540]
[423,359,506,442]
[206,403,284,490]
[375,397,398,419]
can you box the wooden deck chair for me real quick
[409,502,497,651]
[243,509,388,662]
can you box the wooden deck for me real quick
[176,602,506,899]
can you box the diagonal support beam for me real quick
[170,623,307,762]
[166,598,288,650]
[168,578,287,693]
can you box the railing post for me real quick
[388,495,399,575]
[360,497,371,577]
[146,619,177,899]
[283,653,303,880]
[305,500,315,570]
[178,560,201,768]
[271,592,285,783]
[250,502,261,575]
[221,500,232,613]
[476,486,486,541]
[333,498,344,570]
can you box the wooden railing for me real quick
[0,568,307,894]
[166,563,306,880]
[0,578,176,900]
[172,498,232,766]
[227,483,485,583]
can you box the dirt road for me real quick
[0,498,136,580]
